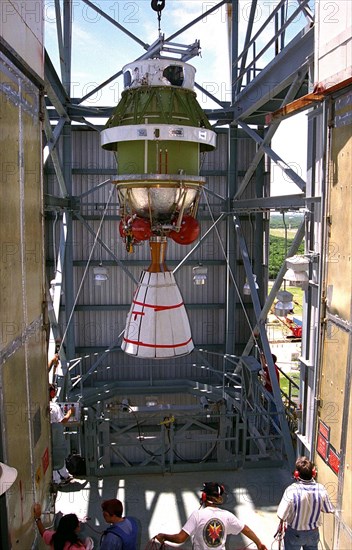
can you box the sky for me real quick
[44,0,309,196]
[44,1,232,107]
[271,114,307,196]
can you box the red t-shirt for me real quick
[263,363,280,393]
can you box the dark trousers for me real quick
[284,526,319,550]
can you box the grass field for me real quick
[280,371,300,399]
[270,228,299,238]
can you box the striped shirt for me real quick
[277,480,334,530]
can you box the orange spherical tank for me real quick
[169,215,200,245]
[119,216,152,241]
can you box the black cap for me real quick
[203,482,220,495]
[202,482,224,503]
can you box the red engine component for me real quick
[119,216,151,242]
[169,215,200,245]
[119,217,130,238]
[131,217,152,241]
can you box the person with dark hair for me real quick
[33,503,93,549]
[277,456,334,549]
[100,498,139,550]
[155,482,267,549]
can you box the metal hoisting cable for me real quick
[151,0,165,33]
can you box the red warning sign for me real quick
[328,446,340,475]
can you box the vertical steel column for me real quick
[225,0,239,357]
[298,108,317,450]
[233,215,295,468]
[254,129,266,301]
[309,99,329,457]
[242,220,305,356]
[61,1,75,371]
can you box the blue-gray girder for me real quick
[242,219,306,358]
[237,119,307,192]
[232,194,306,212]
[44,50,69,118]
[233,24,314,122]
[233,215,296,469]
[43,110,68,198]
[235,69,309,199]
[74,212,138,285]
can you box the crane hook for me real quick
[151,0,165,33]
[151,0,165,12]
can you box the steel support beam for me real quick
[233,25,313,121]
[232,194,306,212]
[43,110,68,197]
[57,2,75,379]
[82,0,148,49]
[242,219,306,357]
[235,70,308,199]
[233,215,295,468]
[62,0,72,93]
[48,213,68,363]
[235,0,258,95]
[44,51,69,118]
[237,119,307,191]
[173,213,226,274]
[225,0,239,358]
[54,0,64,81]
[75,212,138,284]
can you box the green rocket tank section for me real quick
[101,59,216,238]
[103,84,214,175]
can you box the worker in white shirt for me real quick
[49,384,75,484]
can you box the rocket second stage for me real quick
[101,58,216,359]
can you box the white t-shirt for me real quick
[49,401,64,423]
[182,506,244,549]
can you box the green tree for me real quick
[269,235,304,279]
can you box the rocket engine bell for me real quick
[101,58,216,359]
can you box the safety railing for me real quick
[279,367,300,434]
[234,0,314,95]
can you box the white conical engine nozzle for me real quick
[122,237,194,359]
